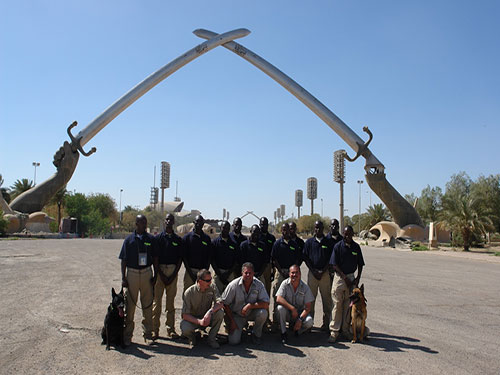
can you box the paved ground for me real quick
[0,239,499,374]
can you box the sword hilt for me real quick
[67,121,97,157]
[344,126,373,162]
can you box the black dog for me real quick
[101,287,125,350]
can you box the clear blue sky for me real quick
[1,1,499,227]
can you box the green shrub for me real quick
[411,241,428,251]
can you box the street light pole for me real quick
[119,189,123,225]
[321,198,323,217]
[32,162,40,185]
[357,180,363,234]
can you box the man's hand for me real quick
[293,318,302,332]
[121,277,128,288]
[199,310,212,327]
[241,303,252,317]
[229,320,238,334]
[354,276,360,287]
[313,269,322,280]
[160,274,169,286]
[291,306,298,320]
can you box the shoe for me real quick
[328,333,339,343]
[281,333,288,345]
[320,324,329,332]
[144,338,154,345]
[185,334,196,348]
[152,331,159,341]
[166,329,180,339]
[251,334,262,345]
[207,339,220,349]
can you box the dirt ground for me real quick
[1,238,499,374]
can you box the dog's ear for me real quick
[360,284,364,294]
[112,288,116,297]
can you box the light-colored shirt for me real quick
[221,276,270,316]
[276,278,314,310]
[182,283,220,318]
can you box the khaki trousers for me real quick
[180,309,224,342]
[271,269,287,319]
[124,267,154,342]
[228,308,268,345]
[183,268,200,294]
[275,305,314,334]
[152,264,178,334]
[259,263,272,297]
[307,270,333,327]
[213,269,236,296]
[329,272,354,337]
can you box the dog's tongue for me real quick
[349,301,354,307]
[119,308,124,318]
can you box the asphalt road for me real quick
[0,239,499,374]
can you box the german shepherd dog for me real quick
[101,288,125,350]
[349,284,367,343]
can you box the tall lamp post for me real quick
[333,150,346,229]
[307,177,317,215]
[32,162,40,185]
[295,189,303,218]
[357,180,363,234]
[119,189,123,225]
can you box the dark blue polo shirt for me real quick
[229,232,248,248]
[326,232,343,248]
[155,231,183,265]
[260,232,276,263]
[212,235,239,270]
[119,231,157,269]
[303,236,333,270]
[271,237,302,269]
[329,239,365,274]
[239,239,268,274]
[183,231,212,270]
[292,235,305,253]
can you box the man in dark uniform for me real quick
[328,225,367,343]
[326,219,343,248]
[271,222,302,327]
[303,221,333,331]
[182,215,212,292]
[259,217,275,298]
[289,221,305,254]
[152,213,183,340]
[229,217,247,249]
[211,220,240,294]
[119,214,158,346]
[239,225,268,281]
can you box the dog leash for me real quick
[125,284,155,310]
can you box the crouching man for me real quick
[222,262,269,345]
[181,269,224,349]
[276,264,314,344]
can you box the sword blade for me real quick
[77,28,250,147]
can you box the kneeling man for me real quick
[181,269,224,348]
[222,262,270,345]
[276,264,314,344]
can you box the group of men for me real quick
[118,212,366,348]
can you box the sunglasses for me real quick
[201,278,212,283]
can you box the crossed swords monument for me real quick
[5,28,423,233]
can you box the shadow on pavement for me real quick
[365,332,439,353]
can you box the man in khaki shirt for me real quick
[180,269,224,348]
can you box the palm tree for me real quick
[0,174,11,203]
[10,179,34,200]
[50,187,68,228]
[365,203,392,228]
[438,193,494,251]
